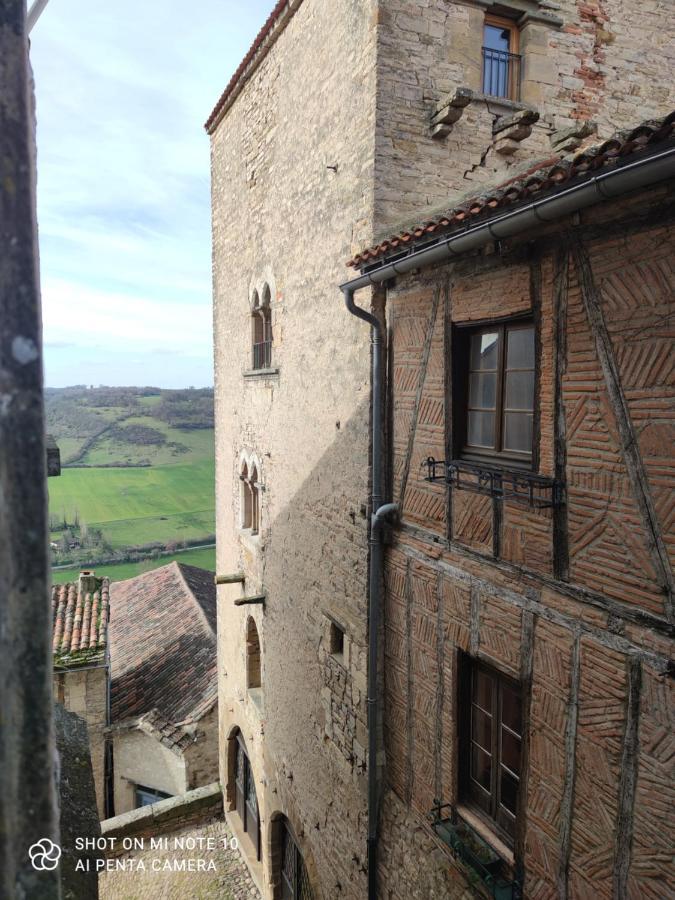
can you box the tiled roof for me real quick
[347,111,675,269]
[205,0,305,134]
[52,575,109,668]
[109,562,217,728]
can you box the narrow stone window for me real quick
[250,464,260,535]
[246,617,262,690]
[329,622,345,658]
[252,284,273,369]
[240,461,252,528]
[482,14,521,100]
[239,457,260,533]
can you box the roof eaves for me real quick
[347,111,675,270]
[205,0,306,135]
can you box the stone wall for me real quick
[373,0,675,230]
[112,729,187,815]
[55,665,108,818]
[185,705,220,793]
[380,184,675,898]
[210,0,378,896]
[99,784,259,899]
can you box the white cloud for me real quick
[42,277,212,355]
[29,0,276,386]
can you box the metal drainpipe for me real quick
[342,284,398,900]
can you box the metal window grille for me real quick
[482,47,521,100]
[281,822,314,900]
[252,339,272,370]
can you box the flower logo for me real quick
[29,838,62,871]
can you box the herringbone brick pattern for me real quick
[451,263,532,323]
[525,620,574,896]
[588,231,675,578]
[564,265,665,616]
[569,640,627,899]
[629,666,675,899]
[478,591,522,674]
[502,502,553,572]
[452,490,492,552]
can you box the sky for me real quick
[30,0,275,388]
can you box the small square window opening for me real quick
[330,622,345,657]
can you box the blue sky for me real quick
[31,0,275,388]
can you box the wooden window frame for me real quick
[484,13,520,55]
[482,13,521,101]
[235,734,262,861]
[452,316,536,470]
[134,784,171,808]
[458,655,523,848]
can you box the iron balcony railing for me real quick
[252,339,272,370]
[482,47,522,101]
[423,458,563,509]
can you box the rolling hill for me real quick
[46,386,216,580]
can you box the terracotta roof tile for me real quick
[347,111,675,269]
[51,575,109,668]
[109,562,217,728]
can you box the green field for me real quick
[46,386,215,562]
[51,546,216,584]
[48,458,215,549]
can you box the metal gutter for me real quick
[341,146,675,292]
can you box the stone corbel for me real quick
[431,87,474,139]
[550,120,597,154]
[492,108,540,155]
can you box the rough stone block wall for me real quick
[56,666,108,818]
[185,707,220,793]
[211,1,379,896]
[380,188,674,898]
[373,0,675,231]
[99,816,258,900]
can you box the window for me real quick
[252,284,273,370]
[234,734,261,860]
[246,617,262,690]
[239,457,260,534]
[279,818,314,900]
[455,320,535,466]
[135,785,171,808]
[329,622,345,657]
[482,15,521,100]
[459,658,522,845]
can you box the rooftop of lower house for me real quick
[109,561,217,729]
[51,571,109,669]
[347,110,675,270]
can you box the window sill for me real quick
[455,804,515,869]
[473,92,535,116]
[243,367,279,379]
